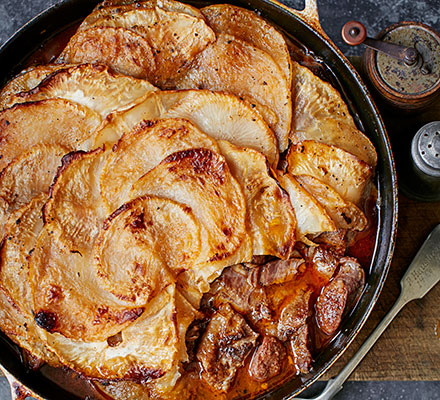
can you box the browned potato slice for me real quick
[277,173,335,244]
[295,175,367,231]
[101,118,219,212]
[291,62,377,166]
[287,141,373,206]
[0,195,59,364]
[95,195,199,305]
[74,7,215,87]
[176,34,292,151]
[0,99,101,172]
[43,149,108,252]
[218,140,296,259]
[86,0,203,24]
[0,144,67,237]
[0,64,73,109]
[95,90,278,166]
[39,284,182,380]
[30,224,144,342]
[129,148,252,288]
[93,288,200,394]
[201,4,292,85]
[57,27,156,80]
[6,64,157,117]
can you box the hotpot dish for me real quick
[0,0,397,399]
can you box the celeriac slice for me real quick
[85,0,204,26]
[71,7,215,86]
[43,149,108,252]
[39,284,181,380]
[0,195,59,364]
[176,34,292,151]
[218,140,296,259]
[100,118,219,212]
[0,144,66,237]
[57,27,156,79]
[291,62,377,166]
[129,148,252,289]
[95,195,199,305]
[0,99,101,172]
[202,4,292,85]
[5,64,157,117]
[277,173,335,244]
[287,141,373,206]
[0,64,72,110]
[30,224,144,342]
[295,174,367,231]
[95,90,278,166]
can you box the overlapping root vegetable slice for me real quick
[95,90,278,166]
[201,4,292,85]
[0,64,74,110]
[39,284,182,381]
[129,148,252,289]
[291,62,377,166]
[95,195,199,306]
[0,144,67,236]
[0,99,101,172]
[93,289,200,395]
[218,140,296,259]
[5,64,157,117]
[57,27,156,80]
[175,34,292,151]
[287,141,373,206]
[277,173,335,244]
[83,0,203,27]
[43,149,108,252]
[295,175,367,231]
[60,6,215,86]
[29,224,144,342]
[100,118,219,212]
[0,195,58,364]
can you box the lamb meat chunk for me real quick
[276,288,313,373]
[207,265,271,323]
[337,257,365,306]
[248,258,305,287]
[249,336,286,382]
[277,288,312,341]
[315,279,348,335]
[310,229,348,256]
[291,324,312,374]
[296,243,339,280]
[197,303,259,392]
[315,257,364,335]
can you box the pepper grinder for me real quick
[342,20,440,110]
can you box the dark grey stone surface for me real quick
[0,0,439,399]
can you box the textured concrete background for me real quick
[0,0,439,399]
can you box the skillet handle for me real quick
[1,367,43,400]
[267,0,328,39]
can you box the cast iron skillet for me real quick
[0,0,398,399]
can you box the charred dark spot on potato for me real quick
[222,227,232,237]
[129,212,146,230]
[47,285,64,302]
[125,366,165,383]
[34,310,58,333]
[107,331,123,347]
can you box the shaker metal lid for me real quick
[411,121,440,177]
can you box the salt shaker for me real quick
[400,121,440,201]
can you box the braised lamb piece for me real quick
[197,247,366,390]
[249,336,286,382]
[196,303,259,392]
[315,257,365,335]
